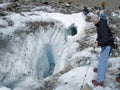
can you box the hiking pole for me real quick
[80,48,95,89]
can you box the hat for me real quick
[90,14,99,21]
[100,13,107,20]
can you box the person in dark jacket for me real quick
[101,2,106,9]
[91,16,114,86]
[82,7,89,15]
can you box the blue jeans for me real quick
[97,46,111,83]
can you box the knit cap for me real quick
[100,13,107,20]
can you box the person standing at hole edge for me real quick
[116,72,120,83]
[82,7,89,15]
[101,2,106,9]
[91,14,115,86]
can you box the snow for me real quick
[4,11,86,74]
[55,64,120,90]
[0,11,86,36]
[0,2,10,8]
[55,66,95,90]
[0,87,11,90]
[31,6,56,12]
[0,19,8,27]
[0,5,120,90]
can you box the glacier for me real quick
[0,2,120,90]
[0,10,86,89]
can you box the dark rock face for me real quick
[0,0,119,14]
[2,0,120,9]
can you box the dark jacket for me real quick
[95,19,114,47]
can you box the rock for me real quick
[65,65,73,72]
[94,6,102,10]
[81,84,92,90]
[0,19,8,28]
[0,8,6,16]
[4,2,18,11]
[65,3,71,7]
[117,24,120,29]
[85,16,91,22]
[42,1,49,5]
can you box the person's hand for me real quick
[93,42,98,49]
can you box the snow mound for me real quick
[55,66,95,90]
[0,86,11,90]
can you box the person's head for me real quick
[83,7,89,15]
[91,14,99,24]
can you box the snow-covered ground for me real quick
[0,2,120,90]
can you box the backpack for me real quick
[112,37,118,49]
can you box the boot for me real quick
[92,80,104,86]
[116,77,120,83]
